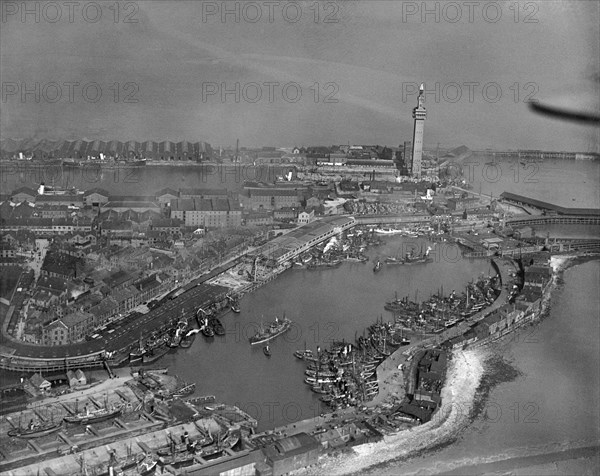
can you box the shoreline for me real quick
[294,348,487,476]
[295,255,599,475]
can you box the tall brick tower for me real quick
[411,83,427,178]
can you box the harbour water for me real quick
[0,163,291,196]
[163,238,492,431]
[354,259,600,475]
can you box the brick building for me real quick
[170,198,242,228]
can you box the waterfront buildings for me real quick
[240,187,304,211]
[259,433,321,476]
[255,216,355,265]
[0,138,213,161]
[170,198,242,228]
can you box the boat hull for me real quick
[64,407,122,425]
[7,423,62,438]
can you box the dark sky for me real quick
[1,1,598,151]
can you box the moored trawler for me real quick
[7,419,62,438]
[64,404,123,425]
[374,228,403,235]
[249,315,292,345]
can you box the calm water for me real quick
[0,163,291,196]
[466,156,600,209]
[164,238,492,431]
[1,158,599,208]
[362,259,600,475]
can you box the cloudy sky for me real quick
[1,1,598,151]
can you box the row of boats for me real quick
[292,316,411,409]
[8,402,124,438]
[129,295,242,364]
[373,246,434,272]
[384,274,501,333]
[153,428,240,468]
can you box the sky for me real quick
[1,0,598,151]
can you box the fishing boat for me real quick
[304,376,335,385]
[7,419,62,438]
[157,434,197,456]
[137,453,158,476]
[230,297,241,313]
[158,451,196,468]
[263,345,271,357]
[400,246,433,265]
[385,256,401,264]
[180,331,197,348]
[168,331,183,348]
[199,317,214,338]
[305,369,337,378]
[64,403,123,425]
[293,343,313,360]
[212,318,226,336]
[249,315,292,345]
[172,383,196,399]
[95,449,143,476]
[374,228,403,235]
[129,334,147,363]
[311,385,329,394]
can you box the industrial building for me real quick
[258,433,321,476]
[170,198,242,228]
[500,192,600,216]
[256,216,355,264]
[0,138,213,161]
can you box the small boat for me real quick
[212,318,226,336]
[311,385,329,394]
[179,332,196,348]
[172,383,196,398]
[200,318,214,338]
[293,343,313,360]
[373,260,381,272]
[130,334,147,362]
[7,419,62,439]
[263,345,271,357]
